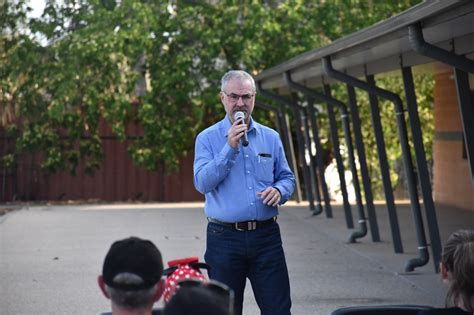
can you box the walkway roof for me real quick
[255,0,474,91]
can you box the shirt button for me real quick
[248,187,252,190]
[247,171,250,174]
[245,155,248,158]
[250,202,254,206]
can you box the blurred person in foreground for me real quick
[194,70,295,315]
[163,279,234,315]
[418,229,474,315]
[98,237,165,315]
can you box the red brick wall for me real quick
[433,70,474,211]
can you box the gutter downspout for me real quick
[409,22,473,270]
[346,84,381,243]
[284,73,368,240]
[409,22,474,190]
[323,56,429,272]
[409,23,474,73]
[401,66,442,272]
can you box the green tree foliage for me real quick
[1,0,429,198]
[327,73,434,198]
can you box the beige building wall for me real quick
[433,69,474,211]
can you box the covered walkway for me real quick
[0,202,472,314]
[255,0,474,275]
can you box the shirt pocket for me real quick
[254,155,274,183]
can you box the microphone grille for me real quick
[234,111,245,120]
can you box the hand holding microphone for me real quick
[234,111,249,147]
[227,111,249,149]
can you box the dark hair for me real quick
[163,286,230,315]
[442,229,474,312]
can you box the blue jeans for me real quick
[205,221,291,315]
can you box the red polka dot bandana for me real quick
[163,257,208,303]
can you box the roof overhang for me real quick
[255,0,474,92]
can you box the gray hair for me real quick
[221,70,256,92]
[105,273,158,310]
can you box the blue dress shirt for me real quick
[194,115,295,222]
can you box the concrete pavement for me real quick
[0,201,472,314]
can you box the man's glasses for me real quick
[222,91,255,103]
[177,279,235,315]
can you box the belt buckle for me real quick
[235,222,245,231]
[235,221,257,231]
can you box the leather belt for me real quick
[207,217,276,231]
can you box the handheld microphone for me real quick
[234,111,249,147]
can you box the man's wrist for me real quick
[273,187,282,197]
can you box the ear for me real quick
[154,278,165,302]
[440,263,449,283]
[98,275,110,299]
[220,91,226,104]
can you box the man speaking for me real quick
[193,70,295,315]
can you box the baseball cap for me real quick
[102,236,163,291]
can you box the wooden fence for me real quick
[0,121,203,202]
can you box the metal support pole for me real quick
[454,69,474,188]
[366,75,404,253]
[285,72,366,232]
[256,101,288,150]
[401,66,442,272]
[306,99,333,217]
[283,112,303,203]
[289,97,317,212]
[346,84,380,242]
[324,85,356,231]
[323,97,354,228]
[297,102,323,213]
[323,56,429,271]
[257,83,317,213]
[256,100,302,202]
[302,105,324,215]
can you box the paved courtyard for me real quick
[0,201,472,314]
